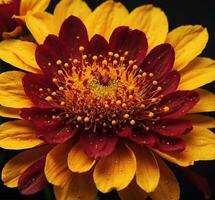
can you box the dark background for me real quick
[0,0,215,199]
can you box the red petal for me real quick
[155,136,186,152]
[158,90,200,119]
[159,70,180,95]
[149,119,193,137]
[109,26,148,65]
[59,16,88,60]
[21,107,63,129]
[86,34,109,64]
[37,124,76,144]
[129,129,157,147]
[22,73,57,108]
[141,43,175,80]
[117,127,132,137]
[18,157,48,195]
[80,131,118,159]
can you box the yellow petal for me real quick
[179,57,215,90]
[25,12,57,44]
[19,0,50,16]
[191,89,215,113]
[124,4,168,51]
[54,0,91,33]
[68,142,95,173]
[45,141,73,187]
[118,179,148,200]
[0,71,33,108]
[166,25,208,71]
[0,40,40,73]
[150,157,180,200]
[156,126,215,166]
[2,145,51,187]
[54,172,97,200]
[183,114,215,129]
[0,105,21,119]
[0,120,43,150]
[93,143,136,193]
[84,0,128,40]
[132,145,160,193]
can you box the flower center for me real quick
[42,46,168,132]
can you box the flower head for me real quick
[0,1,215,200]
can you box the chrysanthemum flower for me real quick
[0,0,50,41]
[0,1,215,200]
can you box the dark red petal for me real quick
[86,34,109,63]
[159,70,180,95]
[36,35,72,79]
[21,107,63,129]
[59,16,88,60]
[80,131,118,159]
[155,136,186,152]
[36,124,76,144]
[0,0,20,39]
[109,26,148,65]
[129,129,157,147]
[117,127,132,137]
[141,43,175,80]
[22,73,57,108]
[18,157,48,195]
[158,90,200,119]
[149,119,193,137]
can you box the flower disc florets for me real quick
[21,16,199,159]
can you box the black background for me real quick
[0,0,215,199]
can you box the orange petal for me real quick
[132,145,160,192]
[68,142,95,173]
[93,143,136,193]
[156,126,215,166]
[0,120,43,150]
[54,172,97,200]
[2,145,51,187]
[0,105,21,119]
[118,179,148,200]
[150,157,180,200]
[0,71,34,108]
[45,141,73,187]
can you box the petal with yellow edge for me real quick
[93,143,136,193]
[156,126,215,167]
[25,12,57,44]
[150,157,180,200]
[0,40,39,73]
[0,71,33,108]
[19,0,51,16]
[182,114,215,129]
[0,120,43,150]
[118,179,148,200]
[191,89,215,113]
[0,105,21,119]
[166,25,208,71]
[68,142,95,173]
[179,57,215,90]
[54,172,97,200]
[54,0,91,33]
[1,145,51,188]
[84,1,128,40]
[124,4,168,51]
[132,145,160,193]
[45,141,73,187]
